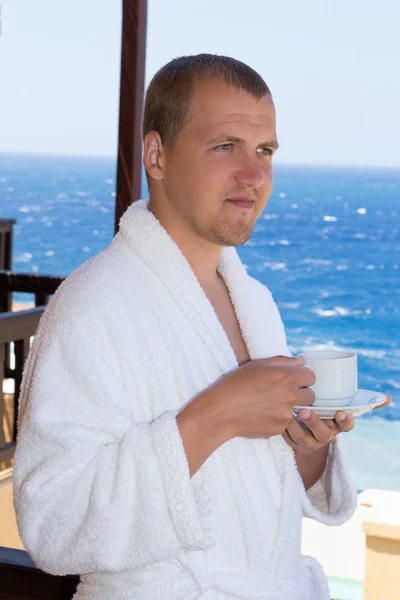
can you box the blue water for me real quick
[1,153,399,490]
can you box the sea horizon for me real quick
[1,149,400,173]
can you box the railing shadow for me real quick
[0,546,79,600]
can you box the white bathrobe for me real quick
[13,199,357,600]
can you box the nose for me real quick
[234,156,266,189]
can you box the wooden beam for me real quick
[115,0,148,233]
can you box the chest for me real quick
[205,279,251,367]
[215,302,250,366]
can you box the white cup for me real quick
[302,350,357,407]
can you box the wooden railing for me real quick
[0,273,64,468]
[0,307,44,466]
[0,271,65,313]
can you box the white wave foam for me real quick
[18,204,42,213]
[312,306,351,317]
[323,215,338,222]
[262,262,287,271]
[388,380,400,390]
[289,341,338,354]
[280,302,300,309]
[302,258,332,266]
[16,253,33,263]
[317,227,332,236]
[354,348,387,359]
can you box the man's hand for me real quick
[204,354,316,440]
[177,354,315,477]
[284,394,392,489]
[284,409,355,453]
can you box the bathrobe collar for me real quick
[118,200,267,374]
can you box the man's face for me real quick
[159,79,278,247]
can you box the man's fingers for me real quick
[258,355,305,367]
[293,366,316,388]
[334,411,355,432]
[296,409,355,439]
[286,417,321,449]
[372,394,392,411]
[295,387,315,406]
[296,410,337,443]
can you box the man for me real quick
[13,54,390,600]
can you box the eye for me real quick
[215,143,234,151]
[257,147,274,156]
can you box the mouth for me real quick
[225,198,255,210]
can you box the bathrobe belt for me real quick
[77,555,330,600]
[185,555,328,599]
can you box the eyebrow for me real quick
[205,134,279,151]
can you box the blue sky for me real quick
[0,0,399,167]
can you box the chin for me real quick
[209,218,255,247]
[211,229,253,247]
[231,235,253,247]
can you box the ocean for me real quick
[0,153,399,491]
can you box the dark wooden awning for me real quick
[115,0,148,233]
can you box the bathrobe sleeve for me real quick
[13,293,216,576]
[298,435,358,525]
[261,285,358,526]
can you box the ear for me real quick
[143,131,165,181]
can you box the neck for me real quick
[147,197,222,287]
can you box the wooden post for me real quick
[115,0,148,233]
[0,219,16,313]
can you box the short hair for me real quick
[142,54,272,150]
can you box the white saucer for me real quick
[293,389,387,420]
